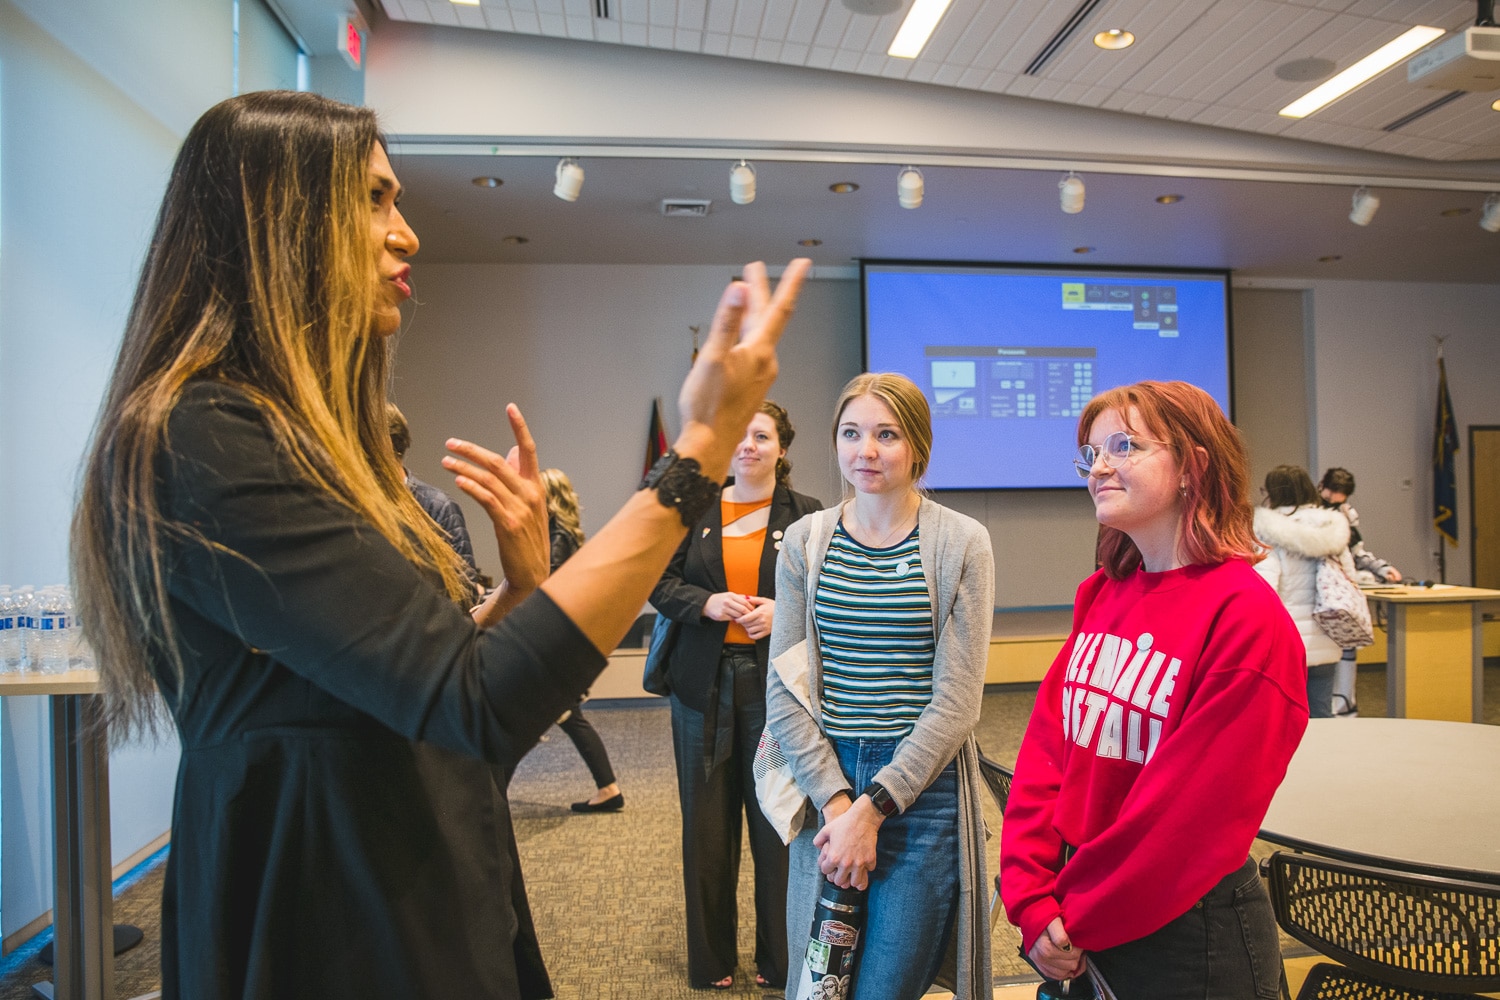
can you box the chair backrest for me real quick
[1266,851,1500,995]
[974,749,1014,818]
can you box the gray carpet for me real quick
[2,665,1495,998]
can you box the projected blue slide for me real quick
[864,263,1231,490]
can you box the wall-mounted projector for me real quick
[1408,26,1500,90]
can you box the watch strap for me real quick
[862,781,898,817]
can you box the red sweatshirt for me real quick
[1000,559,1308,953]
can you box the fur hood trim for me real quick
[1254,505,1350,559]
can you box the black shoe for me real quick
[571,792,624,813]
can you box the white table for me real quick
[1259,718,1500,884]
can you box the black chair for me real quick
[975,748,1015,931]
[1264,850,1500,1000]
[975,749,1014,818]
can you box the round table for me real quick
[1259,718,1500,883]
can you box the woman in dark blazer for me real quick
[651,400,822,991]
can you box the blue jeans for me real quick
[829,737,959,1000]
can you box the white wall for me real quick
[1308,280,1500,585]
[0,0,246,942]
[392,265,1500,607]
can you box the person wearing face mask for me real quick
[1001,381,1305,1000]
[70,89,811,999]
[650,400,822,991]
[766,373,995,1000]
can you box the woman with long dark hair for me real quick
[1001,381,1307,999]
[650,400,822,990]
[71,89,809,999]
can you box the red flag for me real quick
[644,398,669,480]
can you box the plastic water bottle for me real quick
[0,587,21,674]
[15,586,36,673]
[33,586,71,674]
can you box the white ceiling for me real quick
[359,0,1500,277]
[379,0,1500,162]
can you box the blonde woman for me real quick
[540,468,624,811]
[766,373,994,1000]
[70,90,808,1000]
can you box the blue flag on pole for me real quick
[1433,355,1459,547]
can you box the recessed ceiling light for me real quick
[829,182,860,194]
[472,176,502,188]
[1317,255,1343,263]
[451,0,480,6]
[1440,207,1472,217]
[798,239,823,247]
[1155,194,1184,205]
[888,0,954,59]
[1072,246,1094,254]
[1279,26,1445,119]
[501,236,529,245]
[1493,98,1500,111]
[1093,29,1134,50]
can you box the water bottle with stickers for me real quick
[793,884,867,1000]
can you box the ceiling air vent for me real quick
[1025,0,1106,76]
[660,199,713,218]
[594,0,609,18]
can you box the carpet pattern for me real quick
[0,666,1493,998]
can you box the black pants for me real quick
[1089,857,1281,1000]
[669,647,789,987]
[557,704,616,788]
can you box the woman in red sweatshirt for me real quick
[1000,380,1308,999]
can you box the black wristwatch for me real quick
[641,450,721,528]
[862,781,898,817]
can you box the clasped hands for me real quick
[702,593,775,640]
[813,792,883,891]
[1029,916,1087,982]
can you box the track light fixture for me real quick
[897,166,924,209]
[730,160,756,205]
[1481,194,1500,233]
[553,158,584,202]
[1060,172,1085,214]
[1349,186,1380,226]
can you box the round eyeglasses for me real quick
[1073,431,1165,478]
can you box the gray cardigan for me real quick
[766,497,995,999]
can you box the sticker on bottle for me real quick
[804,938,830,975]
[818,919,858,948]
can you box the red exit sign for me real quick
[339,16,364,70]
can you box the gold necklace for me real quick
[845,497,919,548]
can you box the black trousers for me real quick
[669,647,789,986]
[557,705,617,788]
[1088,857,1281,1000]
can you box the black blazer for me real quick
[650,481,823,712]
[151,383,606,999]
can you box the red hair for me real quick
[1078,381,1262,580]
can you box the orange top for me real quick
[721,497,772,645]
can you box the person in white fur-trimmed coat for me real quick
[1253,465,1356,718]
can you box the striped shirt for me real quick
[815,522,934,738]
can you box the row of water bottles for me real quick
[0,585,94,675]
